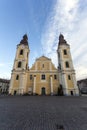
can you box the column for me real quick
[72,74,79,96]
[62,74,68,96]
[9,73,14,95]
[33,75,36,95]
[19,73,27,94]
[50,75,53,95]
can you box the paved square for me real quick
[0,96,87,130]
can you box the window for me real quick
[42,64,44,68]
[54,75,57,79]
[30,75,32,80]
[65,61,69,68]
[18,61,22,68]
[68,75,70,80]
[16,75,19,80]
[20,49,23,55]
[41,75,45,80]
[63,49,67,55]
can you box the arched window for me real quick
[65,61,69,68]
[63,49,67,55]
[30,75,32,80]
[54,75,57,79]
[20,49,23,55]
[42,64,44,68]
[16,75,19,80]
[68,75,71,80]
[18,61,22,68]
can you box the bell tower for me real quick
[57,34,79,96]
[9,34,30,95]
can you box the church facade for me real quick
[9,34,79,96]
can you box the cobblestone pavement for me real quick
[0,96,87,130]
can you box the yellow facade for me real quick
[9,34,79,96]
[10,56,59,95]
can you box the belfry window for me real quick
[16,75,19,80]
[63,49,67,55]
[65,61,69,68]
[20,49,23,55]
[41,74,45,80]
[18,61,22,68]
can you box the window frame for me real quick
[65,61,69,68]
[18,61,22,68]
[41,74,45,80]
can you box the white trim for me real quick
[50,76,53,95]
[33,76,36,94]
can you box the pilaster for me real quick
[62,73,68,96]
[33,75,36,95]
[9,73,14,94]
[72,74,79,96]
[50,75,53,95]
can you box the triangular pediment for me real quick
[30,55,57,71]
[36,56,51,61]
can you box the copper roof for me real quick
[58,34,69,46]
[19,34,28,46]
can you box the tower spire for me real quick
[19,34,28,46]
[58,34,68,46]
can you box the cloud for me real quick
[0,62,12,79]
[0,63,5,67]
[41,0,87,80]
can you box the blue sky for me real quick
[0,0,87,80]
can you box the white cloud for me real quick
[0,63,5,67]
[0,62,12,79]
[41,0,87,80]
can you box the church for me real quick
[9,34,79,96]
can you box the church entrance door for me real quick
[70,91,73,96]
[41,87,46,95]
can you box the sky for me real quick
[0,0,87,80]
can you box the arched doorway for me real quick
[70,91,73,96]
[41,87,46,95]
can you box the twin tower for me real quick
[9,34,79,96]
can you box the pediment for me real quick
[36,56,51,61]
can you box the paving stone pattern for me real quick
[0,96,87,130]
